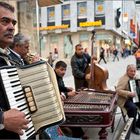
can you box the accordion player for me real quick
[0,61,65,139]
[128,79,140,103]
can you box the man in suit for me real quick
[116,64,140,135]
[0,2,29,139]
[9,33,30,65]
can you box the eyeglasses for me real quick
[0,17,17,26]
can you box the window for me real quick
[62,4,70,20]
[77,2,87,18]
[95,0,105,16]
[47,7,55,22]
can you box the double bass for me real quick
[86,30,109,90]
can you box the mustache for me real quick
[3,31,14,37]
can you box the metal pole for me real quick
[35,0,41,56]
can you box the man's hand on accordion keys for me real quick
[3,109,29,135]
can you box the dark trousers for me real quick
[98,57,107,64]
[69,127,84,138]
[124,99,137,129]
[74,77,88,91]
[113,55,119,61]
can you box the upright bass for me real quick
[86,30,109,90]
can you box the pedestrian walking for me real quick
[113,48,119,61]
[47,52,55,67]
[98,47,107,64]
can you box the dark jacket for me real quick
[71,53,91,90]
[0,54,19,139]
[100,48,105,57]
[8,49,25,65]
[55,71,71,98]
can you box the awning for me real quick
[38,0,63,7]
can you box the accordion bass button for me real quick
[26,92,32,97]
[30,106,37,112]
[27,97,33,102]
[29,101,35,107]
[24,87,31,92]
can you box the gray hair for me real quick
[10,33,30,49]
[126,64,136,71]
[0,2,14,12]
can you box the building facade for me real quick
[2,0,139,60]
[40,0,139,60]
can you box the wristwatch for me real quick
[0,111,5,130]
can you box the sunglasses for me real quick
[0,17,17,26]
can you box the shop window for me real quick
[50,35,58,43]
[80,33,89,41]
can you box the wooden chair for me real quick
[114,86,127,123]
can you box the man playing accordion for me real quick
[116,64,140,135]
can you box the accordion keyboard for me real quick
[0,67,35,139]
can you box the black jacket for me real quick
[71,53,91,90]
[0,54,19,139]
[55,71,71,98]
[8,49,23,65]
[71,53,91,79]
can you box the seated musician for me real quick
[54,61,76,99]
[116,64,140,135]
[54,61,88,139]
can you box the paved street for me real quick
[63,55,140,140]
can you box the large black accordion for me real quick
[0,61,65,139]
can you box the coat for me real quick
[116,73,139,114]
[71,53,91,90]
[0,54,19,139]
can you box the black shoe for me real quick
[132,128,140,135]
